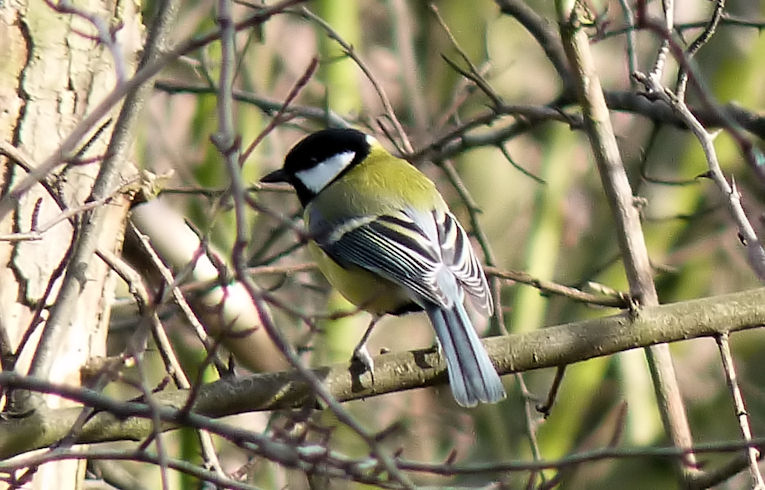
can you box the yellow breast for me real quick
[308,241,415,315]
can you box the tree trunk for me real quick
[0,1,142,488]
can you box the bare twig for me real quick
[153,80,349,128]
[409,103,581,163]
[617,0,638,89]
[397,437,762,476]
[430,3,503,108]
[127,221,228,374]
[299,7,412,153]
[634,11,765,183]
[633,73,765,282]
[602,12,765,39]
[494,0,571,88]
[239,57,319,164]
[536,365,567,417]
[486,266,629,308]
[0,194,119,242]
[497,144,546,185]
[97,248,225,476]
[675,0,726,100]
[647,0,674,83]
[1,448,258,490]
[516,373,546,488]
[558,2,699,483]
[716,333,765,489]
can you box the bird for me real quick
[261,128,505,407]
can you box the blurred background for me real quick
[114,0,765,487]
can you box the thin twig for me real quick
[494,0,571,88]
[715,333,765,489]
[153,80,349,128]
[633,72,765,281]
[536,365,567,418]
[516,373,546,488]
[239,57,319,164]
[128,222,229,374]
[485,266,629,308]
[617,0,638,89]
[430,3,503,108]
[634,10,765,183]
[647,0,674,83]
[97,248,225,476]
[601,13,765,39]
[299,7,412,153]
[675,0,725,100]
[497,144,546,185]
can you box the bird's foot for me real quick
[351,343,375,384]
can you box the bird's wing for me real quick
[312,207,492,315]
[312,209,452,309]
[434,209,493,316]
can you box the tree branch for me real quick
[1,287,763,458]
[558,1,697,481]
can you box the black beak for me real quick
[260,168,288,183]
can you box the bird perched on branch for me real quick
[261,128,505,407]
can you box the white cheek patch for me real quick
[295,151,355,193]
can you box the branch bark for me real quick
[1,287,763,459]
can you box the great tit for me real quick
[261,128,506,407]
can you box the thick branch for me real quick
[1,287,764,459]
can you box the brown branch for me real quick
[715,333,765,488]
[486,266,629,308]
[1,286,764,459]
[558,2,699,483]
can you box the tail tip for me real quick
[453,381,507,408]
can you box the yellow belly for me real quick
[308,241,415,316]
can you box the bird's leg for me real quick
[351,316,379,382]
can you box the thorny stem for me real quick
[632,73,765,282]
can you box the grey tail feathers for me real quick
[427,303,506,407]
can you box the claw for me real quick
[352,343,375,383]
[350,316,380,385]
